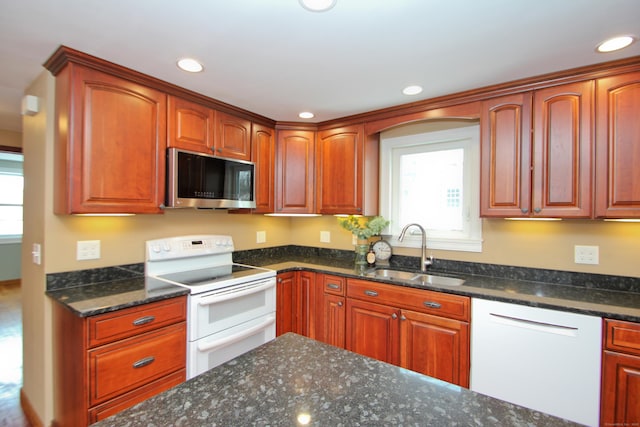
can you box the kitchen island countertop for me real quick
[91,333,579,427]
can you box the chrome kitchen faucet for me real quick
[398,223,433,273]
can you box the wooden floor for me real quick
[0,282,30,427]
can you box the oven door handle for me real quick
[197,280,275,306]
[197,315,276,353]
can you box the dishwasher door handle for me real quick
[489,313,579,337]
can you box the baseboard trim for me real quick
[20,388,44,427]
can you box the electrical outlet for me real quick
[77,240,101,260]
[320,231,331,243]
[574,245,599,265]
[256,231,266,244]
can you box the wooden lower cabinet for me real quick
[53,296,187,427]
[316,274,346,348]
[601,319,640,426]
[276,271,317,338]
[400,309,469,387]
[346,298,400,365]
[345,278,470,387]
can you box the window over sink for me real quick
[380,121,482,252]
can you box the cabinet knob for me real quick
[534,207,541,214]
[337,301,343,307]
[521,208,529,214]
[391,313,398,319]
[400,315,406,321]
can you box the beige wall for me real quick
[0,129,22,148]
[20,70,640,426]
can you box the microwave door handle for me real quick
[197,315,275,353]
[198,281,275,306]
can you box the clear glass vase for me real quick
[354,238,369,272]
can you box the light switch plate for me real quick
[256,231,266,244]
[574,245,599,265]
[77,240,101,260]
[320,231,331,243]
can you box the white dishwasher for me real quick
[470,298,601,426]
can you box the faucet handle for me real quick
[424,255,434,267]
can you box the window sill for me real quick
[389,236,482,253]
[0,237,22,245]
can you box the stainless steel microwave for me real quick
[166,148,256,209]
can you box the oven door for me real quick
[189,277,276,342]
[188,314,275,379]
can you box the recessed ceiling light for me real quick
[177,58,204,73]
[299,111,315,119]
[299,0,337,12]
[402,85,423,96]
[596,35,636,53]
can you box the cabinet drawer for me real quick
[322,274,346,296]
[88,296,187,347]
[605,319,640,356]
[347,279,470,321]
[89,369,185,423]
[89,322,186,406]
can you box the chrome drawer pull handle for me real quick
[133,356,155,369]
[364,290,378,297]
[132,315,156,326]
[327,283,340,289]
[423,301,442,309]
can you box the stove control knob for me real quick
[151,245,161,253]
[162,243,171,252]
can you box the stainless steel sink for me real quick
[369,269,465,286]
[370,269,419,281]
[411,274,465,287]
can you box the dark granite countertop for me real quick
[46,276,189,317]
[91,333,579,427]
[264,259,640,323]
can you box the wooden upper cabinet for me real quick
[595,71,640,218]
[480,93,532,217]
[54,63,167,214]
[316,124,365,215]
[532,81,593,218]
[275,129,315,214]
[215,110,252,161]
[167,96,215,153]
[481,82,593,218]
[251,123,276,213]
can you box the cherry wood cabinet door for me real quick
[601,351,640,425]
[480,93,532,217]
[251,123,275,213]
[532,81,593,218]
[400,309,469,387]
[167,96,215,153]
[298,270,317,338]
[320,294,346,348]
[55,64,166,214]
[595,71,640,218]
[346,298,400,365]
[215,110,252,160]
[276,271,296,337]
[275,129,315,213]
[316,124,364,214]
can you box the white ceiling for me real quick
[1,0,639,132]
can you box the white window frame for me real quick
[380,124,482,252]
[0,152,24,244]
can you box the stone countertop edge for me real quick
[46,276,189,317]
[90,333,580,427]
[266,260,640,323]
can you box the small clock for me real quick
[372,239,393,263]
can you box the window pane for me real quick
[0,206,23,235]
[0,175,23,204]
[398,148,464,232]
